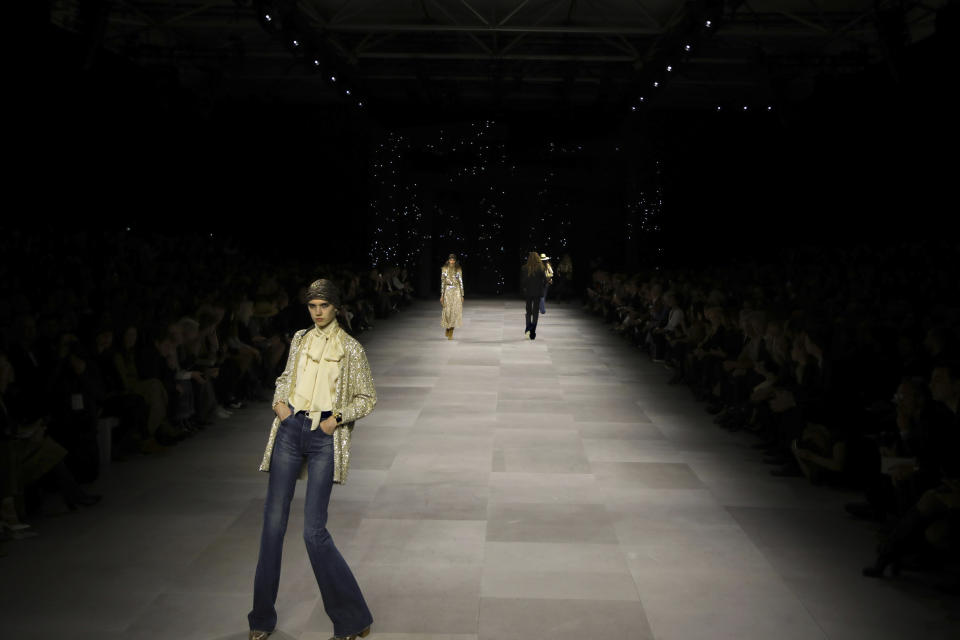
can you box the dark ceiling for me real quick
[50,0,948,114]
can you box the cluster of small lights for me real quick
[530,142,578,254]
[367,121,510,291]
[713,104,775,113]
[628,9,725,113]
[470,122,507,292]
[625,160,664,249]
[546,142,584,155]
[255,3,365,109]
[369,133,416,266]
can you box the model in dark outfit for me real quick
[521,252,548,340]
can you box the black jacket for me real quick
[520,268,547,298]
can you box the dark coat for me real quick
[521,268,547,298]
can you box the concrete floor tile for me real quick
[495,448,591,474]
[347,565,482,635]
[592,461,705,488]
[350,518,487,566]
[481,569,640,600]
[483,541,629,573]
[488,472,602,504]
[486,503,618,544]
[478,597,653,640]
[631,566,827,640]
[368,480,489,521]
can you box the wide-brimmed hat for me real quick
[539,253,550,261]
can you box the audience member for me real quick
[585,242,960,581]
[0,230,415,545]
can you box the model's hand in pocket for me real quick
[275,404,293,421]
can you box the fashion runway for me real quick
[3,299,958,639]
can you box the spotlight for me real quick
[639,96,645,102]
[705,20,712,28]
[345,89,352,96]
[292,39,299,47]
[743,105,748,111]
[313,59,320,67]
[767,105,773,111]
[630,105,637,112]
[653,81,659,88]
[716,105,722,111]
[666,65,673,72]
[358,100,365,107]
[330,75,337,83]
[684,43,691,52]
[255,0,281,31]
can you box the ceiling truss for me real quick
[49,0,947,110]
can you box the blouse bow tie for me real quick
[306,326,345,364]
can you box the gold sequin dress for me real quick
[440,267,464,328]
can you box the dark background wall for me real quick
[17,10,956,286]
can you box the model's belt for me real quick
[288,403,333,420]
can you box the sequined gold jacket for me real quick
[258,325,376,484]
[441,267,464,298]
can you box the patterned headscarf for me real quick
[305,279,342,308]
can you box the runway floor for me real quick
[3,299,959,639]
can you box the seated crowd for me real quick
[586,242,960,581]
[0,230,414,550]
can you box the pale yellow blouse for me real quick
[260,324,377,483]
[289,319,343,430]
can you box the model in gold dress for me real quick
[440,254,464,339]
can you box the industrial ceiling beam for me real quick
[320,24,663,35]
[356,52,635,62]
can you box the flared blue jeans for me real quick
[248,408,372,636]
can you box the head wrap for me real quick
[305,279,342,308]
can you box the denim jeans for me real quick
[248,407,372,636]
[525,297,540,333]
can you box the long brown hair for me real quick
[524,252,544,276]
[442,254,462,272]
